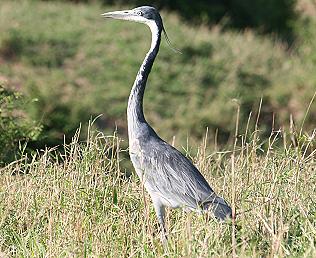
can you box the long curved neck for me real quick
[127,22,161,139]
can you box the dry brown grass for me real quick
[0,116,315,257]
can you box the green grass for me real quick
[0,121,315,257]
[0,0,316,149]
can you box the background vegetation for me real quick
[104,0,298,40]
[0,0,316,161]
[0,86,41,164]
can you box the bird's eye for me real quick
[137,11,143,16]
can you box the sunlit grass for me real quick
[0,119,315,257]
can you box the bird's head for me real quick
[101,6,181,53]
[101,6,163,30]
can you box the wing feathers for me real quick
[140,140,224,210]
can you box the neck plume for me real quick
[127,22,161,138]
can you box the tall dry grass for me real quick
[0,109,315,257]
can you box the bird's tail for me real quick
[204,196,232,221]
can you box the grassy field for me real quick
[0,121,315,257]
[1,0,316,150]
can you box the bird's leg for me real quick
[152,201,167,244]
[159,217,167,245]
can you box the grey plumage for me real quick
[102,6,232,241]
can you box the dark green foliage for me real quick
[104,0,298,40]
[47,0,298,40]
[0,86,41,164]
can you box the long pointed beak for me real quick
[101,10,132,20]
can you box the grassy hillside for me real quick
[0,0,316,152]
[0,124,315,257]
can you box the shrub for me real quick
[0,86,41,165]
